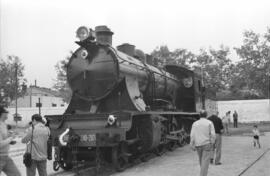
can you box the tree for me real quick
[151,45,171,65]
[192,46,234,92]
[151,45,235,93]
[171,48,196,68]
[234,28,270,98]
[151,45,195,68]
[0,56,27,106]
[53,54,72,103]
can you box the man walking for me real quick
[190,110,216,176]
[233,110,238,128]
[208,112,223,165]
[0,106,21,176]
[22,114,50,176]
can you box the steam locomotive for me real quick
[46,25,217,172]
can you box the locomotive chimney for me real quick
[95,25,114,45]
[117,43,135,56]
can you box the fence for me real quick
[218,99,270,123]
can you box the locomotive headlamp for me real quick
[80,49,88,59]
[107,115,117,126]
[76,26,90,41]
[59,128,70,146]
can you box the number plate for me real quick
[80,134,96,142]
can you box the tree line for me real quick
[151,28,270,100]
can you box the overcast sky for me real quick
[1,0,269,88]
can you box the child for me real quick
[252,125,261,148]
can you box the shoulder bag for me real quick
[23,127,34,168]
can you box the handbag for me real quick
[23,126,34,168]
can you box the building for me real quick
[9,85,66,108]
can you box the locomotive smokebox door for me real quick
[67,46,119,101]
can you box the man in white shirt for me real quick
[190,110,216,176]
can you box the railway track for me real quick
[48,150,165,176]
[238,148,270,176]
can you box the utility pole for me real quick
[0,89,4,106]
[38,97,41,115]
[15,62,18,127]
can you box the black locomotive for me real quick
[46,25,217,172]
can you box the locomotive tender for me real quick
[47,25,216,172]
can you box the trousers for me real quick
[26,160,47,176]
[210,134,222,163]
[196,143,212,176]
[224,123,229,134]
[0,155,21,176]
[233,120,238,128]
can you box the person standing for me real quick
[208,112,223,165]
[22,114,50,176]
[222,111,231,135]
[0,106,21,176]
[233,111,238,128]
[190,110,216,176]
[252,125,261,148]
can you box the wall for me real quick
[9,95,66,108]
[6,99,269,127]
[6,107,67,127]
[218,99,270,123]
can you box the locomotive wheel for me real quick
[167,141,178,151]
[177,130,188,147]
[154,144,166,156]
[177,134,185,147]
[60,148,73,171]
[112,146,128,172]
[167,123,178,151]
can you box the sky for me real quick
[1,0,269,88]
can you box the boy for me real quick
[252,125,261,148]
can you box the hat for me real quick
[0,106,8,115]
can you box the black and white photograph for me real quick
[0,0,270,176]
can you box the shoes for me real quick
[215,162,222,165]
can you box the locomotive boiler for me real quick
[47,25,216,172]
